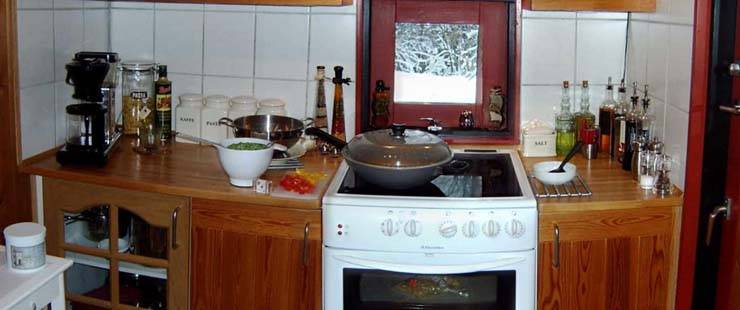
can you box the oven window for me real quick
[343,269,516,310]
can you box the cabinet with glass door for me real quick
[42,178,189,309]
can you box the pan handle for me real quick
[305,127,347,149]
[219,117,236,128]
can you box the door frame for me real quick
[0,0,32,244]
[674,0,738,308]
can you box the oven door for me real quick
[323,248,535,310]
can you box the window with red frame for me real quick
[367,0,517,143]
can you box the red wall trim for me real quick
[674,0,711,308]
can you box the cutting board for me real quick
[270,176,329,201]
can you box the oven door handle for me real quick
[333,255,526,274]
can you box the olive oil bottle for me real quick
[154,65,172,140]
[598,77,617,154]
[556,81,575,156]
[574,80,595,143]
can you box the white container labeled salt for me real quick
[522,119,557,157]
[4,222,46,273]
[202,95,230,143]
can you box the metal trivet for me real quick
[528,175,593,198]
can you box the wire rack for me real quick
[528,175,593,198]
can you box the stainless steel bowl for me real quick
[219,115,305,148]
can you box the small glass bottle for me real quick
[574,80,595,143]
[555,81,575,156]
[598,77,617,154]
[612,79,629,160]
[154,65,172,141]
[638,84,655,140]
[331,66,351,142]
[371,80,391,129]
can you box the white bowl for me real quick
[533,161,577,185]
[216,138,276,187]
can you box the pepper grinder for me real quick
[654,154,674,196]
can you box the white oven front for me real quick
[323,247,535,310]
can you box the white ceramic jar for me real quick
[175,94,203,144]
[4,222,46,273]
[256,98,287,116]
[202,95,230,143]
[227,96,258,138]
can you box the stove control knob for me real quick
[381,219,400,237]
[505,219,526,238]
[404,220,422,237]
[482,220,501,238]
[462,221,478,238]
[439,221,458,238]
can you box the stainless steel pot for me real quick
[305,125,453,189]
[220,115,305,148]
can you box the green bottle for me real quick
[556,81,575,156]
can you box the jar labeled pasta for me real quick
[121,61,156,134]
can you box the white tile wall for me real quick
[520,10,628,126]
[17,0,111,159]
[203,11,255,77]
[625,0,696,189]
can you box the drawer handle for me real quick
[172,206,181,250]
[553,224,560,268]
[302,223,310,266]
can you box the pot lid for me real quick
[344,124,452,168]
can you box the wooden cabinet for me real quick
[190,198,322,310]
[525,0,655,12]
[43,178,190,309]
[537,206,681,310]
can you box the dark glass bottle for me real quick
[622,82,642,171]
[612,79,629,160]
[154,65,172,140]
[331,66,351,142]
[598,77,617,154]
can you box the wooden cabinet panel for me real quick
[525,0,655,12]
[191,198,321,310]
[538,207,679,310]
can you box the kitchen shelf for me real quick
[66,251,168,280]
[525,0,655,12]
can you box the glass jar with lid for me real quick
[121,61,157,132]
[256,98,287,116]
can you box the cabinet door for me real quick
[190,198,321,310]
[43,178,190,310]
[537,207,680,310]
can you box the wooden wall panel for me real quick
[0,0,32,244]
[527,0,655,12]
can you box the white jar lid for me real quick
[180,93,204,108]
[206,95,230,109]
[258,98,286,108]
[230,96,258,106]
[4,222,46,246]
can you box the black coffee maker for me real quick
[57,52,120,166]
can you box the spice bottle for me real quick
[331,66,351,142]
[201,95,230,144]
[175,94,203,144]
[371,80,390,129]
[155,65,172,141]
[314,66,329,132]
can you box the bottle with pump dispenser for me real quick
[574,80,595,143]
[555,81,575,156]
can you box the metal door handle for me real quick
[553,224,560,268]
[302,223,310,266]
[172,206,181,250]
[706,199,732,246]
[729,62,740,76]
[719,104,740,115]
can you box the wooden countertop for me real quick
[521,154,684,213]
[21,138,342,209]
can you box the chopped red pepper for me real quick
[279,174,316,194]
